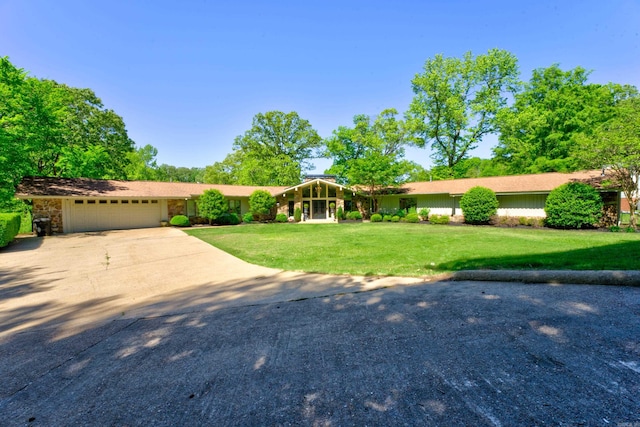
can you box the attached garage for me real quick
[64,199,163,233]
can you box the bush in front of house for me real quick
[275,213,288,223]
[460,186,499,225]
[198,189,228,224]
[294,207,302,222]
[337,206,344,220]
[383,214,392,222]
[215,213,240,225]
[249,190,276,221]
[0,213,21,247]
[429,214,450,225]
[370,213,383,222]
[391,215,400,222]
[418,208,430,221]
[243,212,254,223]
[406,213,420,223]
[170,215,190,227]
[544,182,603,229]
[347,210,362,220]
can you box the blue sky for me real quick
[2,1,639,172]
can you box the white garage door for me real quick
[67,199,162,233]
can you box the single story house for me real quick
[15,170,619,234]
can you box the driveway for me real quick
[1,228,639,425]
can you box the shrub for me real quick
[347,210,362,220]
[391,215,400,222]
[215,213,240,225]
[408,206,417,215]
[544,182,603,229]
[275,213,288,223]
[383,214,392,222]
[198,189,227,224]
[337,206,344,220]
[0,213,21,247]
[249,190,276,221]
[610,225,621,232]
[460,186,499,225]
[169,215,190,227]
[395,209,406,218]
[626,227,636,233]
[418,208,430,221]
[243,212,254,223]
[370,213,383,222]
[294,207,302,222]
[430,214,450,225]
[406,213,420,223]
[518,216,529,226]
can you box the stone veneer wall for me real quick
[167,199,186,218]
[32,198,63,233]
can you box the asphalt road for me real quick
[1,229,639,426]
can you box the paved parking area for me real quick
[1,228,639,425]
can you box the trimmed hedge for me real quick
[347,211,363,220]
[215,213,240,225]
[545,182,603,229]
[370,213,383,222]
[275,213,288,223]
[418,208,430,221]
[169,215,191,227]
[460,186,499,225]
[429,214,450,225]
[0,213,21,247]
[405,213,420,223]
[243,212,254,223]
[294,207,302,222]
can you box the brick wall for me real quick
[167,199,185,218]
[32,198,63,234]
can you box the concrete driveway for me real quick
[1,228,639,426]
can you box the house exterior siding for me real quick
[496,194,547,217]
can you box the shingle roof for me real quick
[399,170,613,196]
[15,177,287,199]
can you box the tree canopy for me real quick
[325,109,411,212]
[494,64,637,174]
[407,49,519,175]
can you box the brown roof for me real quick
[15,177,287,199]
[400,170,614,196]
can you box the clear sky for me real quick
[2,0,639,172]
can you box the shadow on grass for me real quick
[435,240,640,271]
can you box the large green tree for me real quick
[578,97,640,229]
[407,49,519,175]
[325,109,411,212]
[494,65,637,173]
[0,57,134,203]
[125,144,159,181]
[217,111,323,186]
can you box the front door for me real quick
[312,200,326,219]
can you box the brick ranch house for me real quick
[15,170,620,234]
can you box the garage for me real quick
[65,199,162,233]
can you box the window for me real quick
[74,200,84,204]
[121,200,129,204]
[228,199,241,214]
[399,198,417,211]
[151,200,158,204]
[132,200,139,204]
[187,200,197,217]
[141,200,149,204]
[87,200,96,204]
[110,200,118,204]
[99,200,107,204]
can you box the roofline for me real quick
[275,178,347,196]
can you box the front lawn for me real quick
[186,223,640,277]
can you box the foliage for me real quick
[275,213,288,223]
[347,211,363,220]
[370,213,383,222]
[243,212,254,223]
[405,213,420,223]
[418,208,430,221]
[578,97,640,229]
[407,49,519,174]
[215,213,240,225]
[383,215,392,222]
[198,189,228,223]
[294,207,302,222]
[188,224,640,276]
[394,209,406,218]
[249,190,276,221]
[125,145,159,181]
[156,164,205,183]
[494,65,637,174]
[0,56,134,204]
[336,206,344,220]
[460,186,499,224]
[407,206,417,214]
[325,109,412,212]
[610,225,621,232]
[544,183,603,229]
[391,215,400,222]
[205,111,321,186]
[430,214,450,225]
[169,215,190,227]
[0,213,21,247]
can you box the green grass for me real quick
[186,223,640,277]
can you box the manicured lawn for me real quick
[186,223,640,277]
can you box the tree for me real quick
[578,97,640,229]
[203,151,243,184]
[125,144,159,181]
[198,189,228,224]
[494,65,637,173]
[407,49,519,175]
[155,164,205,182]
[325,109,411,212]
[230,111,322,186]
[249,190,276,221]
